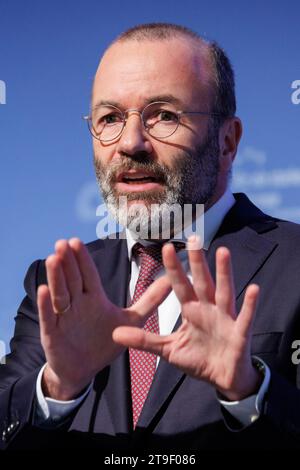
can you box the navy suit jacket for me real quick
[1,193,300,451]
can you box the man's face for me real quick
[92,38,223,237]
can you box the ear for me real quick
[219,117,243,164]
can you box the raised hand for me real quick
[37,238,171,400]
[113,236,262,401]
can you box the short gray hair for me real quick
[114,23,236,125]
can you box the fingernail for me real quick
[187,235,202,251]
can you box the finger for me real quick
[187,235,215,303]
[162,243,197,304]
[113,326,167,357]
[68,238,103,294]
[237,284,260,338]
[127,275,172,324]
[37,284,56,336]
[46,254,71,314]
[215,247,236,318]
[55,240,83,299]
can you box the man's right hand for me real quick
[37,238,171,401]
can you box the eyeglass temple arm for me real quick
[179,111,225,117]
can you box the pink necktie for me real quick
[129,242,184,429]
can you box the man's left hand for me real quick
[113,236,262,401]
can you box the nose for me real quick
[116,111,153,157]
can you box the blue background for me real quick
[0,0,299,352]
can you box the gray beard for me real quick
[94,123,220,239]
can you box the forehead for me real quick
[92,38,213,109]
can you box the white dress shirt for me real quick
[35,188,270,428]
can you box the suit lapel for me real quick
[91,236,130,306]
[207,194,278,298]
[93,237,133,435]
[207,226,278,300]
[137,194,279,429]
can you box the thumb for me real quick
[126,275,171,326]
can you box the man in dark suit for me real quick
[1,23,300,452]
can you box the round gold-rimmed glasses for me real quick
[83,101,224,142]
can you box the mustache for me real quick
[94,157,169,185]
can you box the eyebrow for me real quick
[92,94,184,111]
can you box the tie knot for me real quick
[132,242,162,257]
[132,243,163,279]
[132,242,185,281]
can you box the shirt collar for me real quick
[126,188,235,259]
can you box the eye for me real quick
[146,108,178,126]
[158,110,177,122]
[100,113,123,125]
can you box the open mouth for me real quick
[115,171,164,192]
[121,175,158,184]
